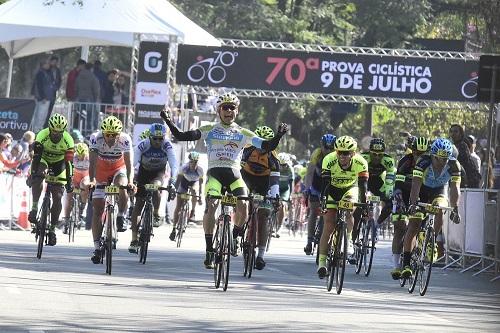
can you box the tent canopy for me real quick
[0,0,220,59]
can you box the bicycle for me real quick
[290,192,306,237]
[323,199,368,294]
[175,191,200,248]
[93,184,129,275]
[67,187,84,243]
[34,174,66,259]
[354,195,379,277]
[406,202,452,296]
[265,196,280,252]
[135,184,170,264]
[207,192,249,291]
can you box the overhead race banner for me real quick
[0,98,35,139]
[135,41,169,125]
[176,45,479,103]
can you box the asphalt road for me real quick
[1,224,499,332]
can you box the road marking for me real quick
[29,330,45,333]
[5,285,21,294]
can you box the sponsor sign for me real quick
[0,98,35,139]
[176,45,479,103]
[135,41,170,125]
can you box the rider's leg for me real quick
[318,209,337,268]
[115,174,129,217]
[91,197,106,249]
[306,198,319,245]
[28,162,47,223]
[50,186,64,228]
[392,218,406,270]
[130,197,145,242]
[402,216,420,271]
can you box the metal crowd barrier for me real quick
[0,172,31,231]
[53,102,135,138]
[442,189,500,282]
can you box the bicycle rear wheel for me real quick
[364,219,376,277]
[408,249,420,293]
[176,206,187,248]
[419,227,435,296]
[140,204,152,264]
[36,200,49,259]
[265,213,276,252]
[105,208,113,275]
[335,222,347,294]
[243,217,256,278]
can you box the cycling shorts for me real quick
[73,169,89,188]
[326,186,358,209]
[40,158,66,185]
[135,166,165,198]
[92,168,127,199]
[410,186,448,220]
[205,167,247,197]
[242,169,269,197]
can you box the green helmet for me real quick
[139,129,150,140]
[335,136,357,152]
[75,142,89,156]
[188,151,200,161]
[101,115,123,134]
[255,126,274,140]
[412,137,429,152]
[48,113,68,132]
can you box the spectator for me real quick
[65,59,86,101]
[75,62,101,131]
[0,133,20,172]
[466,135,481,173]
[48,55,62,114]
[102,69,118,104]
[93,60,107,95]
[113,74,129,105]
[479,147,495,189]
[449,124,481,188]
[31,59,57,133]
[19,131,35,160]
[2,132,13,156]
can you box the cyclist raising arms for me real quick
[401,138,461,278]
[170,151,204,241]
[160,93,288,268]
[88,116,135,264]
[303,134,336,255]
[317,136,368,278]
[389,136,429,279]
[240,125,281,270]
[28,113,75,246]
[129,123,177,253]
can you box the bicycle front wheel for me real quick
[36,200,49,259]
[419,227,435,296]
[213,222,222,289]
[326,236,335,292]
[335,223,347,294]
[221,216,231,291]
[176,206,187,248]
[140,204,152,264]
[364,219,376,277]
[105,208,114,275]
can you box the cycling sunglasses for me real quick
[221,104,236,111]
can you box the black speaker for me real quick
[478,55,500,103]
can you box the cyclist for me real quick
[303,134,336,255]
[401,138,461,279]
[240,125,281,270]
[169,151,204,242]
[128,123,177,252]
[390,136,429,279]
[356,138,396,240]
[63,142,90,233]
[317,136,368,278]
[277,152,294,236]
[27,113,75,246]
[88,116,135,264]
[160,93,288,269]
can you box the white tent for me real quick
[0,0,220,96]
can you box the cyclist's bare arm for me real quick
[449,180,460,207]
[409,177,423,205]
[124,151,134,185]
[88,150,98,183]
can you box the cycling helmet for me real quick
[139,129,150,140]
[75,142,88,156]
[335,136,357,152]
[216,93,240,109]
[430,138,454,159]
[369,138,385,152]
[412,137,429,152]
[255,126,275,140]
[101,115,123,134]
[278,152,291,165]
[48,113,68,132]
[407,136,416,149]
[188,151,200,161]
[149,123,166,137]
[321,134,336,149]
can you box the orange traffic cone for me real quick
[18,190,29,230]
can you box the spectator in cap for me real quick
[449,124,481,188]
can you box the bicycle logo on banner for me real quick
[187,51,238,84]
[461,73,478,99]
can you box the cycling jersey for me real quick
[198,122,263,170]
[394,153,416,193]
[241,146,280,197]
[307,147,327,192]
[35,128,74,164]
[322,152,369,189]
[134,138,178,178]
[279,161,294,191]
[361,152,396,182]
[178,163,204,193]
[89,132,132,169]
[413,154,461,189]
[74,155,90,171]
